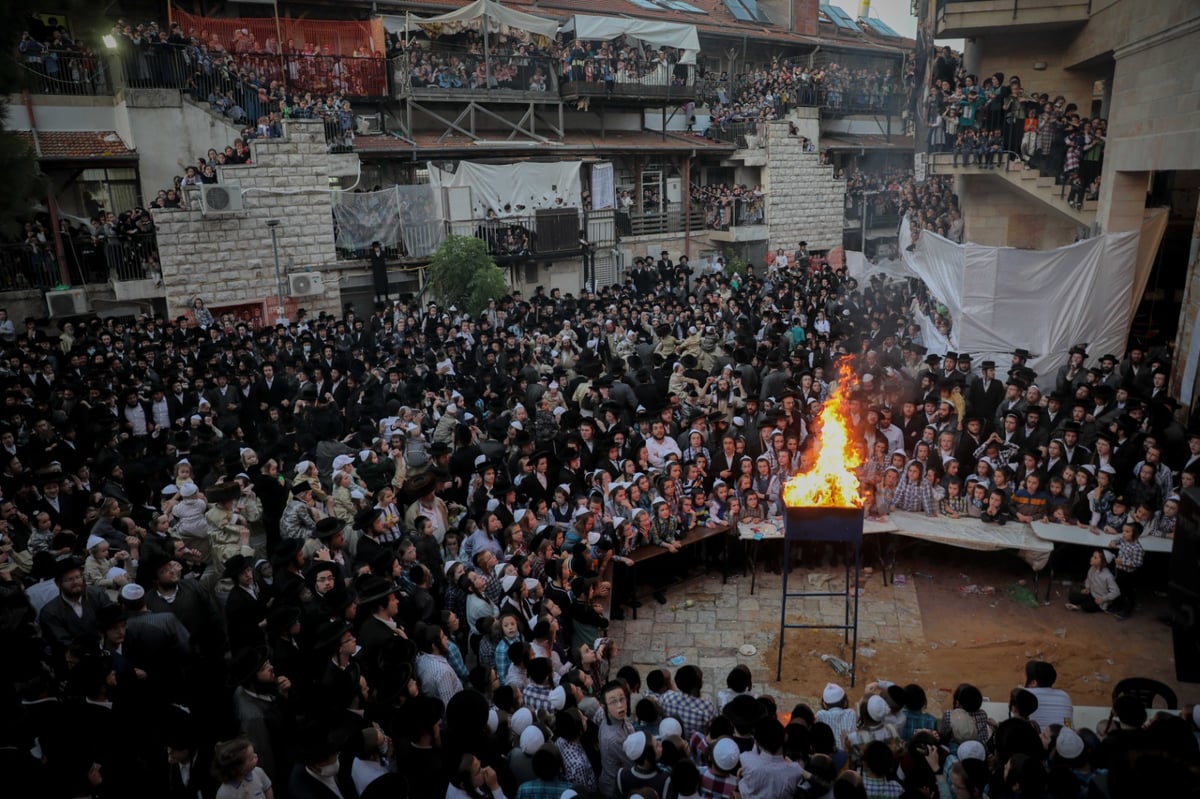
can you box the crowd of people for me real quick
[924,46,1104,210]
[390,30,689,95]
[18,16,361,152]
[701,60,904,137]
[2,212,161,292]
[0,236,1194,796]
[692,184,766,231]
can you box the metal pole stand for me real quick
[775,506,864,687]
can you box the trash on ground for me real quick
[1006,583,1041,608]
[859,647,877,658]
[820,654,853,676]
[960,584,996,595]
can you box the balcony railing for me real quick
[18,50,115,95]
[0,231,161,293]
[395,54,559,99]
[616,203,706,238]
[560,63,695,102]
[336,209,618,262]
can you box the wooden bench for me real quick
[610,524,733,618]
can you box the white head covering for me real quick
[622,731,648,761]
[1055,727,1085,759]
[866,695,889,722]
[86,534,105,551]
[510,707,534,735]
[712,737,741,771]
[519,726,545,756]
[822,683,845,704]
[957,740,987,762]
[659,717,683,738]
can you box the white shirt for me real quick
[645,436,682,469]
[1027,686,1074,729]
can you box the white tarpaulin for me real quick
[870,218,1142,377]
[428,160,582,220]
[562,15,700,64]
[591,162,615,211]
[333,185,444,257]
[381,0,558,41]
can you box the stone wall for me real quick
[763,121,845,251]
[152,119,341,322]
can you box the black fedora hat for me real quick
[227,645,271,687]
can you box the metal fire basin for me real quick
[783,506,864,544]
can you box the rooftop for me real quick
[14,130,136,161]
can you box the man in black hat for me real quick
[1021,407,1049,454]
[224,554,268,652]
[993,377,1027,431]
[304,516,348,565]
[230,646,295,786]
[355,574,410,673]
[39,555,113,655]
[1055,345,1089,395]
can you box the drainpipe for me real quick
[24,90,70,286]
[683,151,693,259]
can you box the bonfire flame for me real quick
[781,359,864,508]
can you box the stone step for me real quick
[1019,168,1039,180]
[1035,176,1056,188]
[1083,199,1098,211]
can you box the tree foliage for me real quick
[0,0,58,238]
[426,235,508,317]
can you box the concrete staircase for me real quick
[928,152,1098,229]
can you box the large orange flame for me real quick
[781,359,864,508]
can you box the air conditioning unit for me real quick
[356,114,381,135]
[46,288,91,317]
[199,183,244,215]
[288,273,325,297]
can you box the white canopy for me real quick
[381,0,559,42]
[562,15,700,64]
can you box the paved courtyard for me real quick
[611,565,926,707]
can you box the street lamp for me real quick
[266,219,284,324]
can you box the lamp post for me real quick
[266,219,284,324]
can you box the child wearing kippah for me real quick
[1065,548,1120,613]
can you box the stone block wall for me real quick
[763,121,845,252]
[152,119,342,321]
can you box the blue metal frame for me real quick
[776,506,864,686]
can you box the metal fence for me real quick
[18,50,114,95]
[0,243,61,291]
[616,203,706,237]
[561,63,695,100]
[0,232,161,292]
[396,53,559,96]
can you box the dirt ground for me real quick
[770,546,1189,713]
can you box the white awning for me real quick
[561,15,700,64]
[381,0,559,42]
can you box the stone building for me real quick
[152,120,342,323]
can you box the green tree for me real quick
[425,234,508,317]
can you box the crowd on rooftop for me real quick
[0,228,1193,796]
[924,46,1105,210]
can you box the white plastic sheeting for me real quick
[428,160,583,220]
[333,185,444,257]
[850,218,1141,376]
[561,15,700,64]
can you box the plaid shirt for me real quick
[846,724,901,770]
[445,639,470,682]
[516,779,574,799]
[524,683,557,714]
[816,707,858,749]
[416,652,462,707]
[939,709,991,743]
[661,690,717,738]
[902,710,938,742]
[494,635,522,683]
[557,738,596,790]
[863,774,904,799]
[1116,539,1144,571]
[891,477,935,515]
[700,766,740,798]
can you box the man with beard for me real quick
[39,555,113,655]
[143,555,226,658]
[229,645,296,787]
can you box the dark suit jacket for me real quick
[39,586,113,653]
[287,764,360,799]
